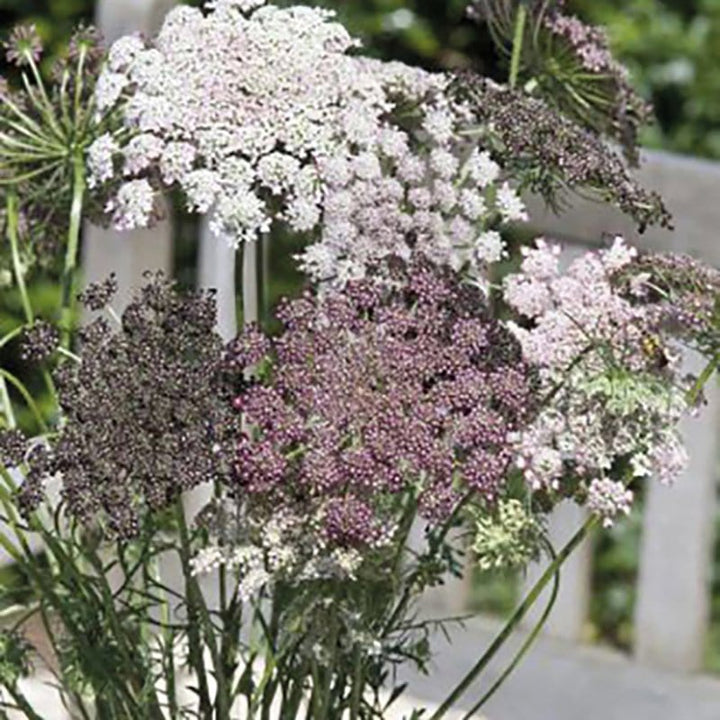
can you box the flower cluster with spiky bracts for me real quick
[224,258,537,563]
[452,76,671,231]
[15,274,239,538]
[503,238,703,526]
[88,0,527,282]
[0,24,110,259]
[467,1,652,165]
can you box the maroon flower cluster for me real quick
[17,274,238,538]
[227,259,537,549]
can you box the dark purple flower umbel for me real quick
[17,273,238,538]
[227,258,537,549]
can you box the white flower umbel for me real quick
[95,0,527,281]
[504,238,694,519]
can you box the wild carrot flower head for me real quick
[227,257,537,552]
[17,274,237,538]
[92,1,527,282]
[504,238,701,525]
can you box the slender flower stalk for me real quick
[60,152,86,347]
[509,3,528,88]
[5,190,33,324]
[430,517,598,720]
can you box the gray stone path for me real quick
[398,616,720,720]
[9,615,720,719]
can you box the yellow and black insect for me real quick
[641,334,670,370]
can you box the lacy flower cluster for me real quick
[88,0,527,284]
[504,238,695,526]
[15,275,238,538]
[614,253,720,360]
[199,259,537,585]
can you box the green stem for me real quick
[349,644,363,720]
[0,376,16,429]
[320,610,340,719]
[460,539,561,718]
[6,183,57,408]
[6,190,33,324]
[383,490,472,639]
[0,369,48,432]
[174,500,215,719]
[60,152,85,349]
[509,3,528,89]
[0,326,24,352]
[688,354,719,405]
[428,517,598,720]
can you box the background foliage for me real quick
[1,0,719,670]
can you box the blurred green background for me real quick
[1,0,719,671]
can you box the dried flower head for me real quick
[18,274,237,538]
[20,320,60,362]
[0,429,27,468]
[452,76,671,231]
[4,24,42,67]
[67,24,105,65]
[77,273,119,312]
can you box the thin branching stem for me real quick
[428,517,598,720]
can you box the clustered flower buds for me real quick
[20,320,60,363]
[503,238,697,524]
[17,274,238,537]
[227,258,537,557]
[77,273,118,311]
[4,24,42,67]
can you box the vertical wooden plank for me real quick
[96,0,177,43]
[521,502,593,641]
[83,0,177,300]
[198,218,238,341]
[82,221,173,311]
[634,352,719,672]
[241,241,259,326]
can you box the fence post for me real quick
[634,352,719,672]
[82,0,176,306]
[198,218,238,340]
